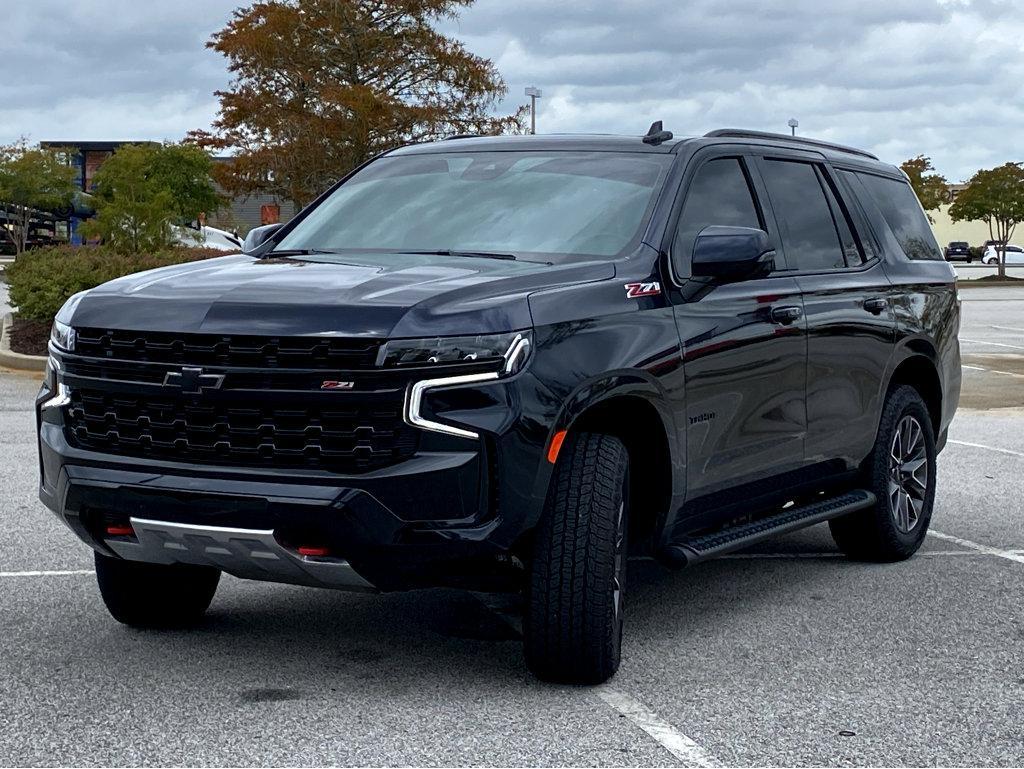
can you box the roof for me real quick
[386,130,897,174]
[39,140,158,152]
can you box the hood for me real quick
[69,252,615,338]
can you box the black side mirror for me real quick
[243,223,284,254]
[691,226,775,282]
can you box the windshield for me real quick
[274,151,673,260]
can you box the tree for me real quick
[82,143,222,254]
[949,163,1024,280]
[900,156,948,222]
[190,0,526,207]
[0,140,78,256]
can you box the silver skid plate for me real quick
[106,517,377,593]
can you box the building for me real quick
[928,183,1020,249]
[209,156,297,236]
[39,141,297,238]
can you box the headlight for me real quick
[381,331,531,375]
[50,320,76,352]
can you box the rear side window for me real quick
[760,160,855,271]
[853,173,943,261]
[672,158,761,278]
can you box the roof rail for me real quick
[703,129,879,160]
[443,133,482,141]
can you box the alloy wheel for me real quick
[612,500,625,621]
[888,415,929,533]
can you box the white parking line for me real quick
[472,592,719,766]
[988,325,1024,334]
[719,550,985,559]
[929,530,1024,565]
[0,569,93,578]
[960,337,1024,351]
[961,364,1024,379]
[949,439,1024,458]
[594,686,720,767]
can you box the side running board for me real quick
[665,489,876,566]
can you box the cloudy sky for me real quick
[3,0,1022,182]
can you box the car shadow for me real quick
[78,527,874,692]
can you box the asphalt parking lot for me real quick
[2,287,1023,767]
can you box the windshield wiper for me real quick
[401,249,517,261]
[260,248,344,258]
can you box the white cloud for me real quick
[3,0,1023,181]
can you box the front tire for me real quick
[829,386,936,561]
[525,432,629,685]
[95,552,220,628]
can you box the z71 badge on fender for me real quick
[624,281,661,298]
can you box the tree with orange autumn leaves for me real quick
[190,0,527,207]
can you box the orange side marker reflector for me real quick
[105,525,134,537]
[298,546,331,557]
[547,430,568,464]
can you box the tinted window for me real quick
[760,160,851,271]
[672,158,761,277]
[275,151,673,260]
[819,173,865,266]
[855,173,943,260]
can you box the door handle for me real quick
[770,305,803,325]
[864,297,888,314]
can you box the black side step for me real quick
[665,489,876,566]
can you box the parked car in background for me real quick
[943,241,972,262]
[982,244,1024,265]
[174,225,243,252]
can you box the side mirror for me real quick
[243,223,284,254]
[691,226,775,282]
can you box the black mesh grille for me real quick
[65,389,418,473]
[74,328,382,370]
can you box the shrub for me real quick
[4,244,229,322]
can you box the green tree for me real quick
[0,140,78,255]
[949,163,1024,280]
[82,143,222,254]
[900,156,948,223]
[190,0,526,207]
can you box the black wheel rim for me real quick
[888,415,928,533]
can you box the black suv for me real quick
[38,127,960,684]
[944,241,971,262]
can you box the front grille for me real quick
[74,328,382,370]
[65,389,418,473]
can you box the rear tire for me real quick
[95,552,220,628]
[525,432,629,685]
[829,385,936,561]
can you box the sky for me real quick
[3,0,1022,183]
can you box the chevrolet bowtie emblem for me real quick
[163,367,225,394]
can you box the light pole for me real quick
[788,118,799,137]
[525,87,542,135]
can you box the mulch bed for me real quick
[8,317,50,356]
[968,274,1024,283]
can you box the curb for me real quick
[0,313,48,372]
[958,280,1024,289]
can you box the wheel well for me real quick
[570,395,673,550]
[887,355,941,433]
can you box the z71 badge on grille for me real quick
[321,380,356,390]
[624,281,661,298]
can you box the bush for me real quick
[4,244,229,322]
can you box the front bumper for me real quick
[37,369,557,592]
